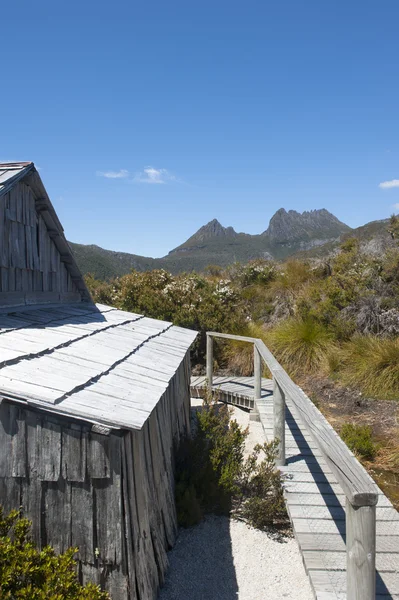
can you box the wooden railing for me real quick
[206,331,379,600]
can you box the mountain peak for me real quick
[169,219,238,255]
[263,208,350,244]
[196,219,237,238]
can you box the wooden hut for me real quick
[0,162,197,599]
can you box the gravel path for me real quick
[158,402,314,600]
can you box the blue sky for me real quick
[1,1,398,257]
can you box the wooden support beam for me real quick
[254,345,262,400]
[346,499,376,600]
[206,334,213,388]
[273,378,286,466]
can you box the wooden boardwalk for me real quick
[190,375,272,410]
[191,376,399,600]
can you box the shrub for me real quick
[234,440,288,530]
[228,260,277,288]
[268,317,336,376]
[0,507,109,599]
[175,392,248,524]
[175,391,288,532]
[85,274,118,306]
[340,336,399,400]
[340,423,377,460]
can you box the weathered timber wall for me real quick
[0,181,81,305]
[0,353,191,599]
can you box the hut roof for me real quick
[0,302,197,430]
[0,161,91,302]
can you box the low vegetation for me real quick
[0,507,109,599]
[340,423,377,461]
[175,392,288,531]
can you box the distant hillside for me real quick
[68,242,167,280]
[296,218,393,260]
[70,209,391,280]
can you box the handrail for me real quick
[206,331,378,600]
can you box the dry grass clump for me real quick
[222,323,272,376]
[340,336,399,400]
[267,317,336,377]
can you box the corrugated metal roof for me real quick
[0,302,197,430]
[0,162,34,195]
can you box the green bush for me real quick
[175,392,248,524]
[340,423,377,460]
[0,507,109,599]
[234,440,288,530]
[175,391,288,532]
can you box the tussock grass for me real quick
[340,336,399,400]
[267,317,336,376]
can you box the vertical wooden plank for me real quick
[93,435,122,565]
[37,421,61,481]
[71,482,94,563]
[0,197,5,267]
[80,563,100,587]
[25,225,33,270]
[18,223,26,269]
[130,431,159,600]
[0,403,26,478]
[2,213,9,268]
[62,427,87,482]
[104,568,128,598]
[0,477,21,514]
[21,409,41,544]
[0,267,8,292]
[9,404,26,478]
[8,267,15,292]
[15,268,22,292]
[88,432,110,479]
[16,184,23,222]
[20,476,42,547]
[0,402,12,476]
[44,479,71,553]
[121,437,137,599]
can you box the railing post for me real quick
[273,378,285,466]
[206,334,213,388]
[254,345,262,400]
[346,499,376,600]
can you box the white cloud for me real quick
[379,179,399,189]
[97,169,129,179]
[133,166,177,184]
[393,203,399,211]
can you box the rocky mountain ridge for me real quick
[69,209,390,280]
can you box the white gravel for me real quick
[158,402,314,600]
